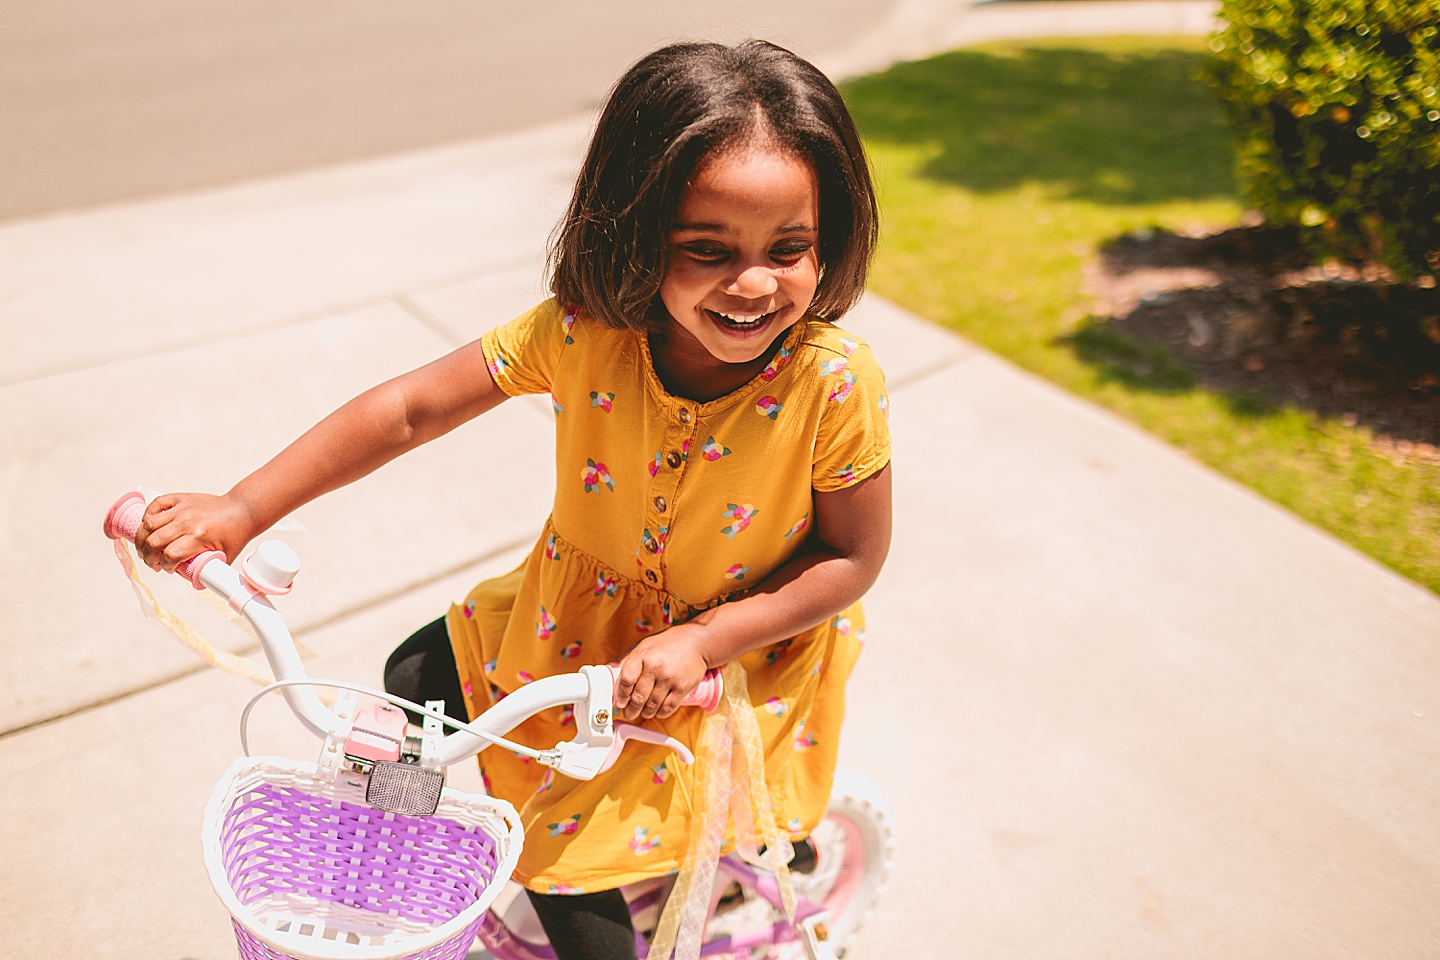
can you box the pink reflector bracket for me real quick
[343,703,407,763]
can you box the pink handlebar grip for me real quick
[102,491,147,542]
[103,490,223,590]
[682,669,724,712]
[605,664,723,713]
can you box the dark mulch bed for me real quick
[1080,223,1440,463]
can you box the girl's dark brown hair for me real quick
[548,40,878,334]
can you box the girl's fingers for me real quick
[137,521,168,569]
[144,533,174,571]
[162,536,201,573]
[640,680,685,720]
[624,674,654,722]
[141,509,206,572]
[614,660,639,708]
[147,493,178,515]
[137,497,183,569]
[145,520,188,571]
[645,690,676,719]
[139,496,175,535]
[655,689,685,720]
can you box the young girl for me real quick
[133,39,891,960]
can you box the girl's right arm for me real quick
[135,338,508,572]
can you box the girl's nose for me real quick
[726,263,779,298]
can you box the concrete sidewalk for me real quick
[6,3,1440,957]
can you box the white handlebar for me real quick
[197,559,342,743]
[192,537,618,771]
[105,491,721,781]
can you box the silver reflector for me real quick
[366,760,444,816]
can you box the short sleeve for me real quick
[811,341,892,491]
[480,298,572,397]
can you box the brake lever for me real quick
[545,721,698,779]
[599,725,695,773]
[543,665,721,780]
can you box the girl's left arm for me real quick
[614,464,892,720]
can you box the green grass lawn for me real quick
[844,37,1440,596]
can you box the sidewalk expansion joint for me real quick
[394,293,463,347]
[0,534,534,741]
[1,257,537,388]
[887,349,977,394]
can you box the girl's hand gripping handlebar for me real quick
[104,491,228,590]
[602,665,721,771]
[543,665,723,780]
[105,490,299,596]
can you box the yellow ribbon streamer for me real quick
[112,538,275,685]
[647,661,796,960]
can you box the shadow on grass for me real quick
[1060,320,1195,394]
[1059,318,1284,423]
[1069,224,1440,448]
[843,44,1235,205]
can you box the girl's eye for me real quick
[682,244,729,261]
[771,244,811,263]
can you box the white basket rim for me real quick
[201,755,524,960]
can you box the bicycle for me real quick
[105,490,894,960]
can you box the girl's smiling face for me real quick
[655,144,820,389]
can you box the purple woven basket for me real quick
[203,757,522,960]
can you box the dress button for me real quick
[653,496,667,513]
[643,535,659,554]
[665,451,683,469]
[645,569,658,583]
[677,408,692,424]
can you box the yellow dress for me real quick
[447,299,891,893]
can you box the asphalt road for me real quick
[0,0,897,222]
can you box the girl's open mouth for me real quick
[706,308,779,335]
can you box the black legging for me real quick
[383,617,639,960]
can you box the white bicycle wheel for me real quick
[789,765,895,955]
[480,766,895,959]
[706,765,894,959]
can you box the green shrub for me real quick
[1205,0,1440,280]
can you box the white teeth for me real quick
[712,310,769,325]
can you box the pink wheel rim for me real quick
[818,812,866,921]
